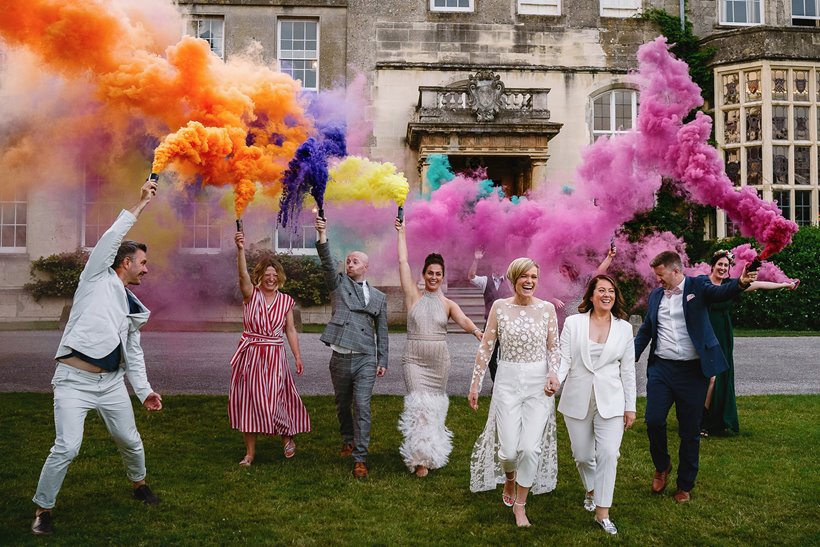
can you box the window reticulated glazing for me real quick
[745,70,761,101]
[794,70,810,101]
[746,106,762,141]
[773,69,788,100]
[773,146,790,184]
[746,146,762,186]
[795,190,812,226]
[591,89,638,141]
[191,16,225,59]
[723,73,740,104]
[279,20,319,90]
[795,146,811,184]
[725,149,741,186]
[794,106,810,140]
[0,186,26,251]
[725,109,740,143]
[717,64,818,235]
[774,189,791,219]
[772,105,788,140]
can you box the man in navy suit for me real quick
[634,251,756,502]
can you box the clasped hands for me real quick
[543,376,560,397]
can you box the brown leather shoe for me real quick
[672,489,691,503]
[353,462,368,479]
[339,443,354,457]
[651,464,672,494]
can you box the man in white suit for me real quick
[32,178,162,536]
[556,274,636,536]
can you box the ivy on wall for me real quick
[641,7,717,109]
[620,9,718,265]
[24,251,88,301]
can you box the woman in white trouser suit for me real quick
[468,258,561,528]
[557,274,636,536]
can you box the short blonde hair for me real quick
[506,257,539,285]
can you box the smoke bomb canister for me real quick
[318,208,325,220]
[149,172,159,182]
[236,219,243,233]
[397,206,404,223]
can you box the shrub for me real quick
[22,248,330,309]
[701,227,818,330]
[245,249,330,307]
[23,250,88,301]
[729,226,820,330]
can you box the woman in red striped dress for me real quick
[229,231,310,466]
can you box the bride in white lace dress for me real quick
[467,257,561,527]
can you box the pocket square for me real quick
[686,294,695,302]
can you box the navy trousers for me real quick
[645,357,709,492]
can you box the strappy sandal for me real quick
[239,456,253,467]
[283,439,296,459]
[502,473,516,507]
[513,501,531,528]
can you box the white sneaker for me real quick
[583,494,596,512]
[596,517,618,535]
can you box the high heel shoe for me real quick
[502,473,516,507]
[513,501,531,528]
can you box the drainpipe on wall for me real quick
[680,0,685,31]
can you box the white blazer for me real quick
[55,209,154,402]
[557,312,636,420]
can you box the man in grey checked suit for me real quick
[315,217,389,479]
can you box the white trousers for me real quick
[33,364,146,509]
[562,392,624,508]
[493,359,550,489]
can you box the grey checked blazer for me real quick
[317,241,389,368]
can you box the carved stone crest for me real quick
[468,70,504,122]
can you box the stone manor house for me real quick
[0,0,818,325]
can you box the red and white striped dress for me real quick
[229,288,310,435]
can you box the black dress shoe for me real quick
[133,484,160,505]
[32,511,53,535]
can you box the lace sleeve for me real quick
[470,302,499,394]
[545,304,560,376]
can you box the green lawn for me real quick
[1,393,818,545]
[732,328,820,337]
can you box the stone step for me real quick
[443,285,487,332]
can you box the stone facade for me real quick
[2,0,818,324]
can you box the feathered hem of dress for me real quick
[398,390,453,471]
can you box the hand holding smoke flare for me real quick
[278,128,347,227]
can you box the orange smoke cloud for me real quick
[0,0,312,217]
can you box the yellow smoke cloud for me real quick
[326,156,410,207]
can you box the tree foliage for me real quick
[717,227,819,331]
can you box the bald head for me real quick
[345,251,369,282]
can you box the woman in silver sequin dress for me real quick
[395,219,482,478]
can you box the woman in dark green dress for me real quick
[699,250,797,436]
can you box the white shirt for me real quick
[655,278,699,361]
[470,274,505,293]
[331,280,369,354]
